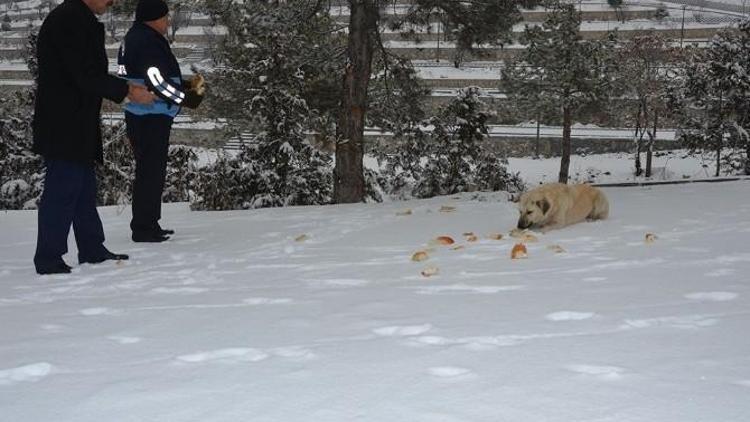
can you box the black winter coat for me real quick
[32,0,129,164]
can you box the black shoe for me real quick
[158,228,175,236]
[36,262,72,275]
[132,231,170,243]
[79,250,130,265]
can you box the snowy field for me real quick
[507,150,722,185]
[1,160,750,420]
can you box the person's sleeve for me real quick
[140,54,186,107]
[53,19,129,103]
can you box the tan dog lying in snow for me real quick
[516,183,609,232]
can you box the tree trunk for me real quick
[716,144,721,177]
[634,139,642,176]
[645,111,657,178]
[633,105,643,176]
[334,0,378,203]
[558,106,572,183]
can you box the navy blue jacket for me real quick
[33,0,129,164]
[117,22,185,118]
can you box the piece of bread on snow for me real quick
[511,243,528,259]
[431,236,455,246]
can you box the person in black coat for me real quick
[118,0,203,243]
[32,0,155,275]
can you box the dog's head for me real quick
[517,191,551,229]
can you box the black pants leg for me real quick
[126,112,172,235]
[34,159,107,270]
[73,165,108,262]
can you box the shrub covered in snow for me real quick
[375,87,524,199]
[669,20,750,176]
[0,91,44,210]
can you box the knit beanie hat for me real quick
[135,0,169,22]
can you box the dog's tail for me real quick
[590,189,609,220]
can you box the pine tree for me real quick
[668,21,750,176]
[335,0,539,203]
[501,3,619,183]
[0,91,43,210]
[0,32,43,210]
[375,87,523,199]
[195,0,337,209]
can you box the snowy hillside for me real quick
[1,180,750,421]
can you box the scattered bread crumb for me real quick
[547,244,565,253]
[511,243,528,259]
[431,236,455,246]
[411,251,429,262]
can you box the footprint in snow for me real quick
[621,315,718,330]
[415,284,525,295]
[107,335,142,345]
[684,292,738,302]
[308,279,371,288]
[176,348,269,364]
[704,268,735,277]
[269,346,316,361]
[372,324,432,337]
[566,364,625,381]
[428,366,474,378]
[150,287,209,295]
[39,324,65,333]
[243,297,295,305]
[79,307,121,316]
[545,311,596,322]
[0,363,54,385]
[412,335,523,350]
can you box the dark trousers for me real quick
[34,159,108,269]
[125,112,173,234]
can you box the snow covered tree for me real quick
[96,123,134,206]
[335,0,539,203]
[501,3,620,183]
[0,91,43,210]
[0,33,43,210]
[617,32,678,177]
[195,0,336,209]
[668,21,750,176]
[375,87,523,199]
[607,0,624,23]
[163,146,199,203]
[168,0,199,43]
[1,14,11,32]
[654,3,669,22]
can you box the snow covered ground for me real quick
[1,157,750,421]
[507,150,721,185]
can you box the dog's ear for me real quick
[537,198,551,214]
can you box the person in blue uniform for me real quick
[32,0,156,275]
[117,0,203,243]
